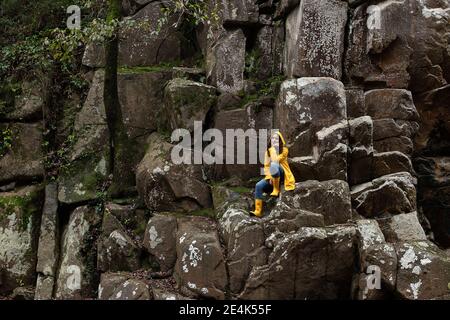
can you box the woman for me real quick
[252,131,296,217]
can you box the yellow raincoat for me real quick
[264,132,296,191]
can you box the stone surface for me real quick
[136,133,212,213]
[365,89,419,121]
[373,151,413,178]
[239,226,356,299]
[378,212,427,242]
[395,241,450,300]
[174,216,227,299]
[55,206,101,299]
[345,0,450,92]
[215,0,259,25]
[98,272,152,300]
[163,78,217,132]
[0,185,43,294]
[355,219,385,254]
[352,172,417,218]
[97,210,141,272]
[83,2,181,67]
[414,156,450,247]
[0,123,44,184]
[143,214,178,273]
[34,274,55,300]
[35,183,59,298]
[274,180,352,225]
[284,0,348,79]
[0,80,45,121]
[275,77,347,159]
[207,29,246,94]
[212,100,274,181]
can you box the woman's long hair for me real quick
[267,132,284,156]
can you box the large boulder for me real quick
[217,200,268,295]
[214,0,259,25]
[97,209,141,273]
[395,241,450,299]
[98,272,152,300]
[163,78,217,132]
[351,172,417,218]
[0,123,44,184]
[275,77,347,164]
[239,226,356,299]
[365,89,419,121]
[136,133,212,213]
[207,29,246,94]
[83,2,181,67]
[174,217,227,299]
[275,78,347,157]
[378,212,427,242]
[0,80,46,121]
[345,0,450,92]
[284,0,348,79]
[0,185,44,294]
[54,206,101,299]
[275,180,352,225]
[143,214,178,273]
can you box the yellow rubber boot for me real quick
[252,199,263,217]
[270,177,281,197]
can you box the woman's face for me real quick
[271,134,279,149]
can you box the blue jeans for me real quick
[255,163,284,199]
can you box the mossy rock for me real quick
[0,185,44,294]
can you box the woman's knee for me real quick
[269,163,281,177]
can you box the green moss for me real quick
[0,187,43,232]
[229,186,252,194]
[118,61,180,74]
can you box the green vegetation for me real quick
[229,186,252,194]
[118,62,180,74]
[238,75,286,108]
[0,127,13,157]
[0,187,43,232]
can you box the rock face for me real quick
[2,0,450,302]
[345,0,450,92]
[58,69,171,204]
[55,206,100,299]
[163,78,217,132]
[35,183,59,300]
[284,0,348,79]
[83,2,181,67]
[0,123,44,184]
[98,272,152,300]
[0,185,44,294]
[136,133,212,213]
[97,210,141,273]
[276,77,349,181]
[352,172,417,218]
[0,80,45,121]
[207,29,246,94]
[174,217,227,299]
[240,226,356,299]
[143,214,177,273]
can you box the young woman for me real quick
[252,131,296,217]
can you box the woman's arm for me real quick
[276,147,288,162]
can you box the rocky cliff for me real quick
[1,0,450,300]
